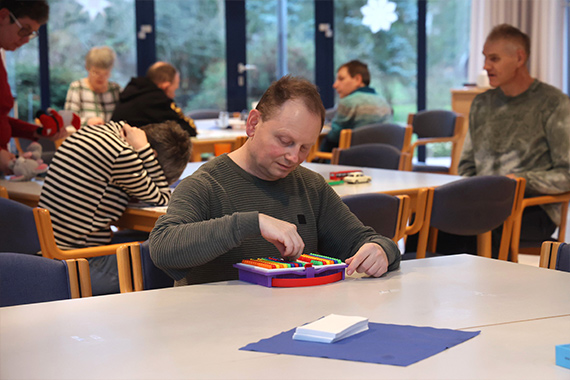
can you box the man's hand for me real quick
[0,149,16,174]
[122,123,148,150]
[345,243,389,277]
[259,213,304,260]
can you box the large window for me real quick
[5,38,40,123]
[426,0,471,110]
[156,0,226,112]
[334,0,418,124]
[246,0,315,109]
[47,0,136,111]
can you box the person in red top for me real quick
[0,0,64,174]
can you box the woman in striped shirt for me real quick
[39,120,191,295]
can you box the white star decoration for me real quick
[75,0,110,20]
[360,0,398,34]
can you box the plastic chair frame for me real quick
[406,113,466,175]
[33,208,128,260]
[415,177,526,260]
[510,192,570,262]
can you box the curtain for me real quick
[468,0,566,91]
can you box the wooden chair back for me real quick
[340,123,413,152]
[510,192,570,261]
[415,176,525,260]
[331,143,411,171]
[407,111,466,175]
[116,241,173,293]
[540,241,570,272]
[0,252,91,307]
[342,193,411,243]
[33,208,126,260]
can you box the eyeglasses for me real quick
[9,11,39,40]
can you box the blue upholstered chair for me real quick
[342,193,410,243]
[0,252,91,307]
[339,122,413,152]
[0,197,41,254]
[540,242,570,272]
[415,176,526,260]
[187,109,220,120]
[407,110,466,175]
[332,143,411,171]
[116,240,173,293]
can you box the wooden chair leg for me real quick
[477,232,492,258]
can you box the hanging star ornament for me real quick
[360,0,398,34]
[75,0,110,20]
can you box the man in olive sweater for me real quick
[149,75,400,285]
[459,24,570,246]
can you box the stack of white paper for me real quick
[292,314,369,343]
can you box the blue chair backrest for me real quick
[412,110,456,138]
[0,252,71,307]
[351,123,408,150]
[342,193,400,239]
[140,240,174,290]
[338,143,401,170]
[430,176,517,235]
[0,198,41,254]
[556,243,570,272]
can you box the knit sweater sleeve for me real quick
[520,95,570,195]
[149,174,261,280]
[312,174,401,271]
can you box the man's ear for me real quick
[246,109,261,137]
[157,81,171,92]
[354,74,364,86]
[515,48,527,68]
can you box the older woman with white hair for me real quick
[64,46,121,127]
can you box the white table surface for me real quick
[2,255,569,379]
[192,118,247,141]
[0,160,460,204]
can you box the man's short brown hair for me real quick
[146,62,178,86]
[256,75,325,127]
[140,120,191,185]
[486,24,530,60]
[1,0,49,24]
[338,60,371,86]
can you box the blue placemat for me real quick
[240,322,480,366]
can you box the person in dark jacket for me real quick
[111,61,197,137]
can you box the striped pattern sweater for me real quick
[150,154,400,285]
[39,121,170,249]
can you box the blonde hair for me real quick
[85,46,116,71]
